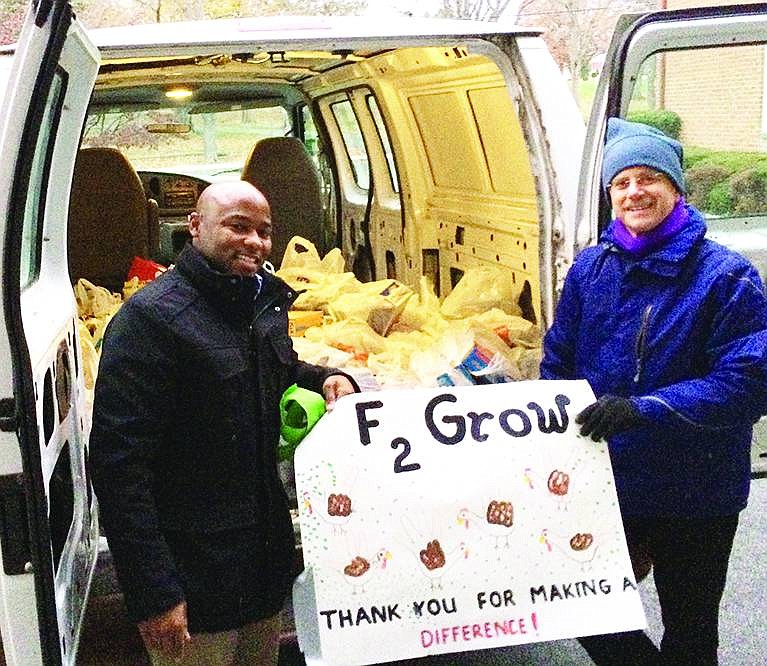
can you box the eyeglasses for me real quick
[607,171,667,192]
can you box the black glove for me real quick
[576,395,642,441]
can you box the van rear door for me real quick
[580,4,767,475]
[0,1,99,663]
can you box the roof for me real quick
[84,15,540,58]
[0,15,542,58]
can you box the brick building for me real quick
[662,0,766,151]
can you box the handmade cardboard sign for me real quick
[292,380,646,665]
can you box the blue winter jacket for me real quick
[541,205,767,518]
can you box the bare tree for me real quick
[203,1,249,19]
[0,0,25,45]
[244,0,366,14]
[186,1,205,20]
[437,0,534,22]
[70,1,147,27]
[518,1,656,94]
[525,0,611,93]
[132,0,162,22]
[46,0,367,29]
[73,0,242,25]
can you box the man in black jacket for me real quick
[90,181,357,665]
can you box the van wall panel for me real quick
[430,194,541,321]
[408,92,487,191]
[468,87,536,196]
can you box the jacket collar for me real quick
[600,203,707,277]
[175,242,260,307]
[175,244,298,318]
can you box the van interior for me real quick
[73,29,549,400]
[64,24,556,658]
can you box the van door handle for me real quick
[0,473,31,575]
[0,397,17,432]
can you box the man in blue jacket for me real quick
[541,118,767,665]
[91,181,357,665]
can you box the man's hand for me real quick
[576,395,642,441]
[138,601,191,662]
[322,375,356,410]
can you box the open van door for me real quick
[0,1,99,663]
[578,3,767,476]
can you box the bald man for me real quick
[91,181,357,665]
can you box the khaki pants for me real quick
[148,614,281,666]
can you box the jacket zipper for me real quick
[251,285,297,326]
[248,285,296,530]
[252,293,279,324]
[634,304,653,384]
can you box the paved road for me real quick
[77,478,766,665]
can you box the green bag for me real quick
[278,384,326,461]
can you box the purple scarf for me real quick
[612,197,689,257]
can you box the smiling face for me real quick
[608,166,681,237]
[189,182,272,276]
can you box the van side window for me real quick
[302,104,320,165]
[330,99,369,190]
[367,95,399,193]
[627,45,767,281]
[629,45,767,221]
[21,70,65,289]
[301,104,337,248]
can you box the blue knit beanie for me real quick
[602,118,685,193]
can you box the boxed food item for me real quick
[288,310,324,337]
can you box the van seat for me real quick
[68,147,159,291]
[241,137,323,268]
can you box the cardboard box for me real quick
[288,310,324,337]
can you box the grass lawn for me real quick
[575,76,599,119]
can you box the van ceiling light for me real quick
[165,87,193,100]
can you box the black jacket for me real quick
[90,244,354,629]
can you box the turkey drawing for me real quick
[456,499,517,548]
[340,547,392,595]
[539,527,600,566]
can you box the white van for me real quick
[0,1,764,663]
